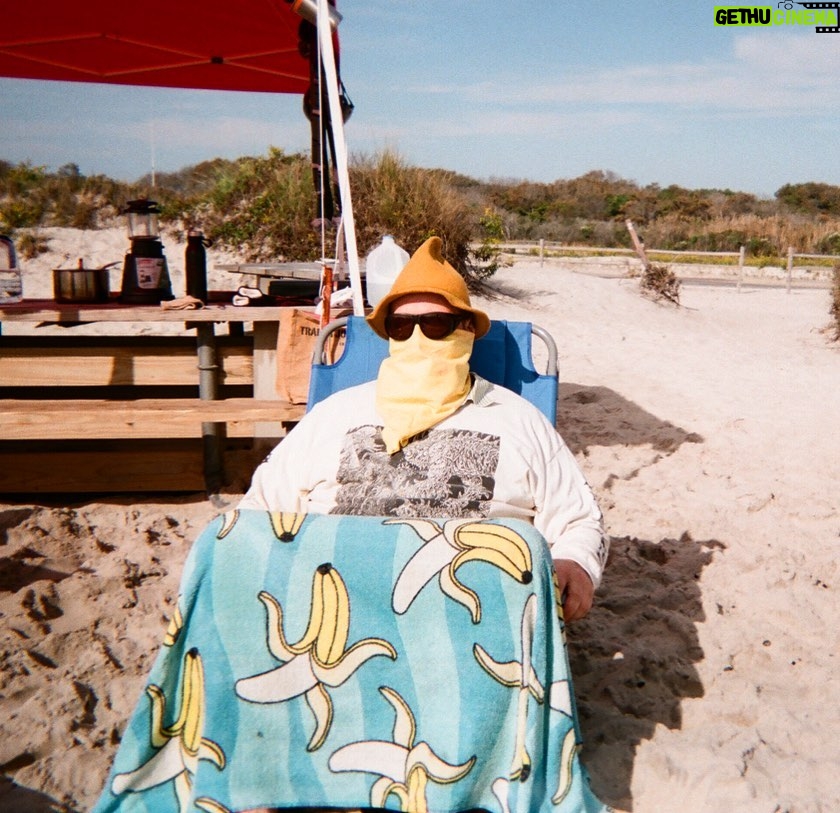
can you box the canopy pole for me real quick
[316,0,364,316]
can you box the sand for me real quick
[1,227,838,812]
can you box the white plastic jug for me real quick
[365,235,409,307]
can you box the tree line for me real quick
[2,153,840,266]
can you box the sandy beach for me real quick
[1,227,838,812]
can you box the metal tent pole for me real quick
[316,0,364,316]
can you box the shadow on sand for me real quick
[568,533,724,811]
[556,383,704,456]
[0,775,76,813]
[556,382,722,811]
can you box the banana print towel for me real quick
[94,510,608,813]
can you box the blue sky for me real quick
[2,0,839,197]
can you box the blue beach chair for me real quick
[96,320,614,812]
[308,315,559,424]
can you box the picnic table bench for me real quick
[0,300,307,494]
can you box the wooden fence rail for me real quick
[486,241,838,293]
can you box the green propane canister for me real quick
[119,199,173,304]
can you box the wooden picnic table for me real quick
[0,299,306,493]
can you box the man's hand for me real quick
[553,559,594,622]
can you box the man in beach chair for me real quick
[239,236,607,622]
[95,238,609,813]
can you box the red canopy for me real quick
[0,0,310,94]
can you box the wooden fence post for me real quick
[625,219,650,271]
[787,246,793,294]
[738,245,745,293]
[539,238,544,267]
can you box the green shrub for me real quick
[0,161,46,197]
[1,200,46,230]
[831,263,840,340]
[70,201,99,230]
[745,236,777,257]
[349,150,499,284]
[16,231,49,259]
[777,182,840,216]
[350,151,470,258]
[465,208,508,282]
[189,148,321,262]
[817,232,840,256]
[687,229,746,252]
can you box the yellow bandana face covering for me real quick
[376,327,474,454]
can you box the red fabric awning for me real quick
[0,0,310,94]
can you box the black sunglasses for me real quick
[384,312,470,341]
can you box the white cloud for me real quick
[406,32,840,116]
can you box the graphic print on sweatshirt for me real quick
[332,425,500,517]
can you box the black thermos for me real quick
[185,229,210,302]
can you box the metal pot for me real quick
[53,262,117,303]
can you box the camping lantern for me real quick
[119,198,173,303]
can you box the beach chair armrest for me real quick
[531,324,558,378]
[313,316,350,364]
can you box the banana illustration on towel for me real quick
[552,727,580,805]
[111,649,225,810]
[216,510,305,542]
[163,604,184,647]
[216,510,240,539]
[474,594,575,784]
[390,519,533,623]
[195,798,233,813]
[269,511,306,542]
[491,776,513,813]
[329,686,476,813]
[235,563,397,751]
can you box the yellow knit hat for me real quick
[366,236,490,339]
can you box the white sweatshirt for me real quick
[239,377,608,585]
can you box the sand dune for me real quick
[1,228,838,812]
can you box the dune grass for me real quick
[3,154,839,289]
